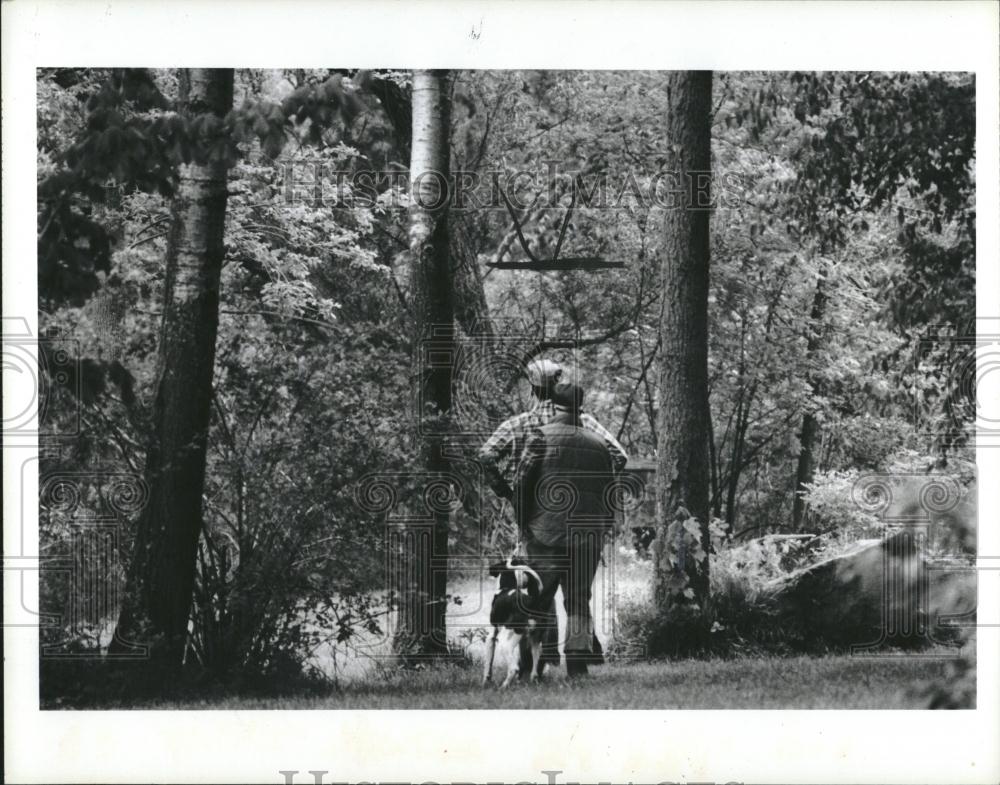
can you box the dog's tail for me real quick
[504,557,543,590]
[507,558,563,606]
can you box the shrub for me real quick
[614,527,815,658]
[799,469,882,537]
[800,449,976,551]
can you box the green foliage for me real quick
[636,515,725,656]
[617,529,796,659]
[38,67,410,686]
[799,470,882,537]
[798,450,976,550]
[38,68,367,307]
[790,72,974,234]
[37,68,977,689]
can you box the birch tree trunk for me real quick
[652,70,713,613]
[397,69,454,658]
[110,69,234,671]
[371,72,491,336]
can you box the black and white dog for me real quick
[482,556,559,688]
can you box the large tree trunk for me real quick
[110,69,234,670]
[791,268,828,529]
[397,70,454,658]
[652,71,713,610]
[371,71,491,337]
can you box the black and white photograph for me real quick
[4,1,999,783]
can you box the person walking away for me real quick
[478,360,627,672]
[478,359,627,503]
[512,381,616,678]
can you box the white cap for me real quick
[526,359,562,387]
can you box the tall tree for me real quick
[368,70,492,336]
[110,69,235,669]
[397,69,454,657]
[652,71,713,615]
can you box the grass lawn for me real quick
[134,654,953,710]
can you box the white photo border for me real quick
[4,1,999,783]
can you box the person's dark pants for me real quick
[525,528,605,673]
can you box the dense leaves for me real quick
[39,69,366,307]
[38,68,975,684]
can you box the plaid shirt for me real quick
[477,399,628,500]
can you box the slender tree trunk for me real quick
[725,409,746,526]
[791,268,828,529]
[397,70,453,658]
[724,329,749,527]
[791,411,819,523]
[653,71,713,608]
[720,266,786,529]
[725,376,762,527]
[110,69,234,670]
[707,403,722,519]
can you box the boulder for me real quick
[765,530,976,650]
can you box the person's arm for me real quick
[580,412,629,473]
[477,417,518,500]
[512,428,546,534]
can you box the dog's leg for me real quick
[529,631,543,683]
[501,632,522,689]
[482,628,498,687]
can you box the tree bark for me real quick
[653,71,713,607]
[450,218,494,336]
[371,71,491,337]
[398,70,454,657]
[110,69,234,671]
[791,267,828,529]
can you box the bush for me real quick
[799,469,882,537]
[708,535,823,650]
[614,531,818,658]
[800,449,976,550]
